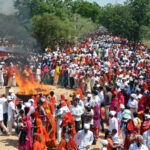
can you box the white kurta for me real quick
[100,148,107,150]
[36,68,41,83]
[0,98,7,121]
[56,106,70,142]
[143,129,150,150]
[75,130,94,150]
[129,143,148,150]
[8,101,15,119]
[12,73,16,87]
[108,117,118,133]
[128,99,138,117]
[0,69,4,86]
[70,105,83,121]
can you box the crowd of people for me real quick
[0,31,150,150]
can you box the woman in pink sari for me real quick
[93,104,100,141]
[25,116,32,150]
[18,116,32,150]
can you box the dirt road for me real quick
[0,86,104,150]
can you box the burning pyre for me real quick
[16,71,50,99]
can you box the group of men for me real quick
[0,32,150,150]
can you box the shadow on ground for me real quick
[0,138,18,148]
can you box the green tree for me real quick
[32,13,74,49]
[99,4,140,41]
[73,1,102,23]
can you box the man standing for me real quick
[8,96,15,135]
[70,100,83,132]
[0,95,9,135]
[129,135,148,150]
[69,66,75,89]
[143,126,150,149]
[0,65,4,88]
[127,93,138,118]
[105,87,112,120]
[108,111,118,133]
[36,66,41,83]
[2,94,8,127]
[75,124,94,150]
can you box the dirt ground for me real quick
[0,86,104,150]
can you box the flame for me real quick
[16,70,50,95]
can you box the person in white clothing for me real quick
[70,100,83,132]
[8,89,17,101]
[100,140,108,150]
[129,135,148,150]
[7,96,15,135]
[36,66,41,83]
[75,123,94,150]
[143,128,150,149]
[91,91,100,107]
[112,129,120,145]
[84,94,93,108]
[0,96,9,135]
[56,102,70,142]
[108,111,118,133]
[97,86,104,106]
[2,94,8,127]
[117,104,125,143]
[27,99,35,116]
[127,93,138,118]
[76,95,84,109]
[0,66,4,88]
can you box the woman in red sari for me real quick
[124,119,137,150]
[35,118,49,150]
[56,112,77,150]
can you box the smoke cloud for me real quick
[0,0,16,15]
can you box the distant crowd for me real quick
[0,32,150,150]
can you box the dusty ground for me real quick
[0,86,104,150]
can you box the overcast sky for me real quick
[87,0,126,6]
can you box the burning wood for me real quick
[16,70,50,96]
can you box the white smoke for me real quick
[0,0,16,15]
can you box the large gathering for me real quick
[0,29,150,150]
[0,0,150,150]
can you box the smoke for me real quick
[0,0,38,51]
[0,0,16,15]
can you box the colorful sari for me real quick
[93,104,100,140]
[42,65,49,84]
[25,116,32,149]
[36,118,49,150]
[46,113,56,147]
[18,116,32,150]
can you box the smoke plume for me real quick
[0,0,16,15]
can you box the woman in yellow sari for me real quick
[54,65,60,85]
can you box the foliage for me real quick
[99,4,140,41]
[32,13,97,49]
[8,0,150,49]
[32,13,72,49]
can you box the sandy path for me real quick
[0,86,104,150]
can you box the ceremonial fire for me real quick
[16,71,50,97]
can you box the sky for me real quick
[87,0,126,6]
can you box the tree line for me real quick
[0,0,150,50]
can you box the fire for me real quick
[16,70,50,95]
